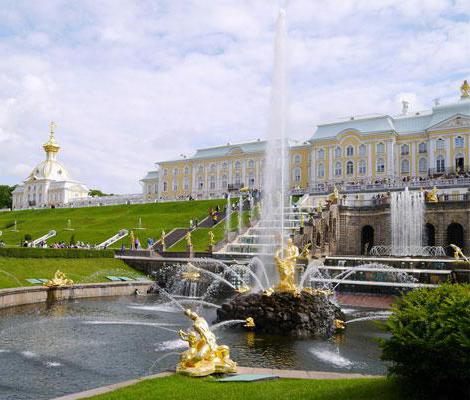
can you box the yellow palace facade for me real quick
[142,83,470,200]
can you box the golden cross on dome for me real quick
[460,80,470,98]
[49,121,57,138]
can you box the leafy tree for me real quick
[88,189,111,197]
[0,185,16,209]
[380,284,470,398]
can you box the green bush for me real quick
[380,284,470,397]
[0,247,114,259]
[24,233,32,241]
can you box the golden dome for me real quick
[43,121,60,153]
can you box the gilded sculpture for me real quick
[450,244,470,263]
[208,230,215,247]
[177,309,237,377]
[185,231,192,247]
[45,270,73,287]
[461,80,470,98]
[274,238,299,293]
[425,186,439,203]
[328,185,339,204]
[160,230,166,251]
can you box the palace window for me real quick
[210,164,216,173]
[346,146,354,157]
[401,159,410,174]
[248,172,255,187]
[419,142,427,153]
[359,144,366,157]
[294,154,301,164]
[173,168,178,176]
[197,177,204,190]
[455,136,464,148]
[184,177,189,190]
[248,159,254,168]
[163,169,168,176]
[222,162,228,170]
[376,158,385,173]
[376,143,385,154]
[436,155,445,173]
[235,173,241,185]
[317,149,325,160]
[436,138,444,150]
[419,158,427,173]
[235,161,241,169]
[317,163,325,178]
[334,147,341,158]
[221,175,228,189]
[346,161,354,175]
[294,168,301,183]
[198,165,204,174]
[334,161,342,176]
[401,144,410,156]
[163,181,168,191]
[358,160,366,174]
[210,175,216,189]
[173,182,178,191]
[184,166,189,175]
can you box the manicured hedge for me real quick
[380,284,470,397]
[0,247,114,259]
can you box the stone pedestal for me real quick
[187,244,194,257]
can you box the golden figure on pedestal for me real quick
[160,230,166,251]
[461,80,470,98]
[450,244,470,263]
[185,231,192,247]
[328,186,339,204]
[208,231,215,247]
[425,186,439,203]
[177,309,237,377]
[45,270,73,287]
[274,238,299,293]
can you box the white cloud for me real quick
[0,0,468,192]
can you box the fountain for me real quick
[391,187,424,256]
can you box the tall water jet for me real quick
[391,188,424,256]
[260,9,289,278]
[225,194,232,239]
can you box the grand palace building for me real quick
[142,83,470,201]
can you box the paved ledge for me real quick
[0,281,153,310]
[52,367,382,400]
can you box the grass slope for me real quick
[0,257,145,289]
[89,375,410,400]
[0,200,226,247]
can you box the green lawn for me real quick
[0,257,146,289]
[0,200,227,247]
[89,375,410,400]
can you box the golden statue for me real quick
[461,80,470,98]
[425,186,439,203]
[185,231,192,247]
[450,244,469,263]
[181,263,201,281]
[45,270,73,287]
[208,230,215,247]
[160,230,166,250]
[274,238,300,293]
[328,186,339,204]
[334,319,346,330]
[244,317,255,328]
[316,200,323,213]
[129,230,135,250]
[299,242,312,259]
[177,309,237,377]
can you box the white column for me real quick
[429,139,435,174]
[445,137,451,171]
[310,148,316,187]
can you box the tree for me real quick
[0,185,16,209]
[88,189,112,197]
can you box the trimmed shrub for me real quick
[380,284,470,397]
[0,247,114,259]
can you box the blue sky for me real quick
[0,0,469,193]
